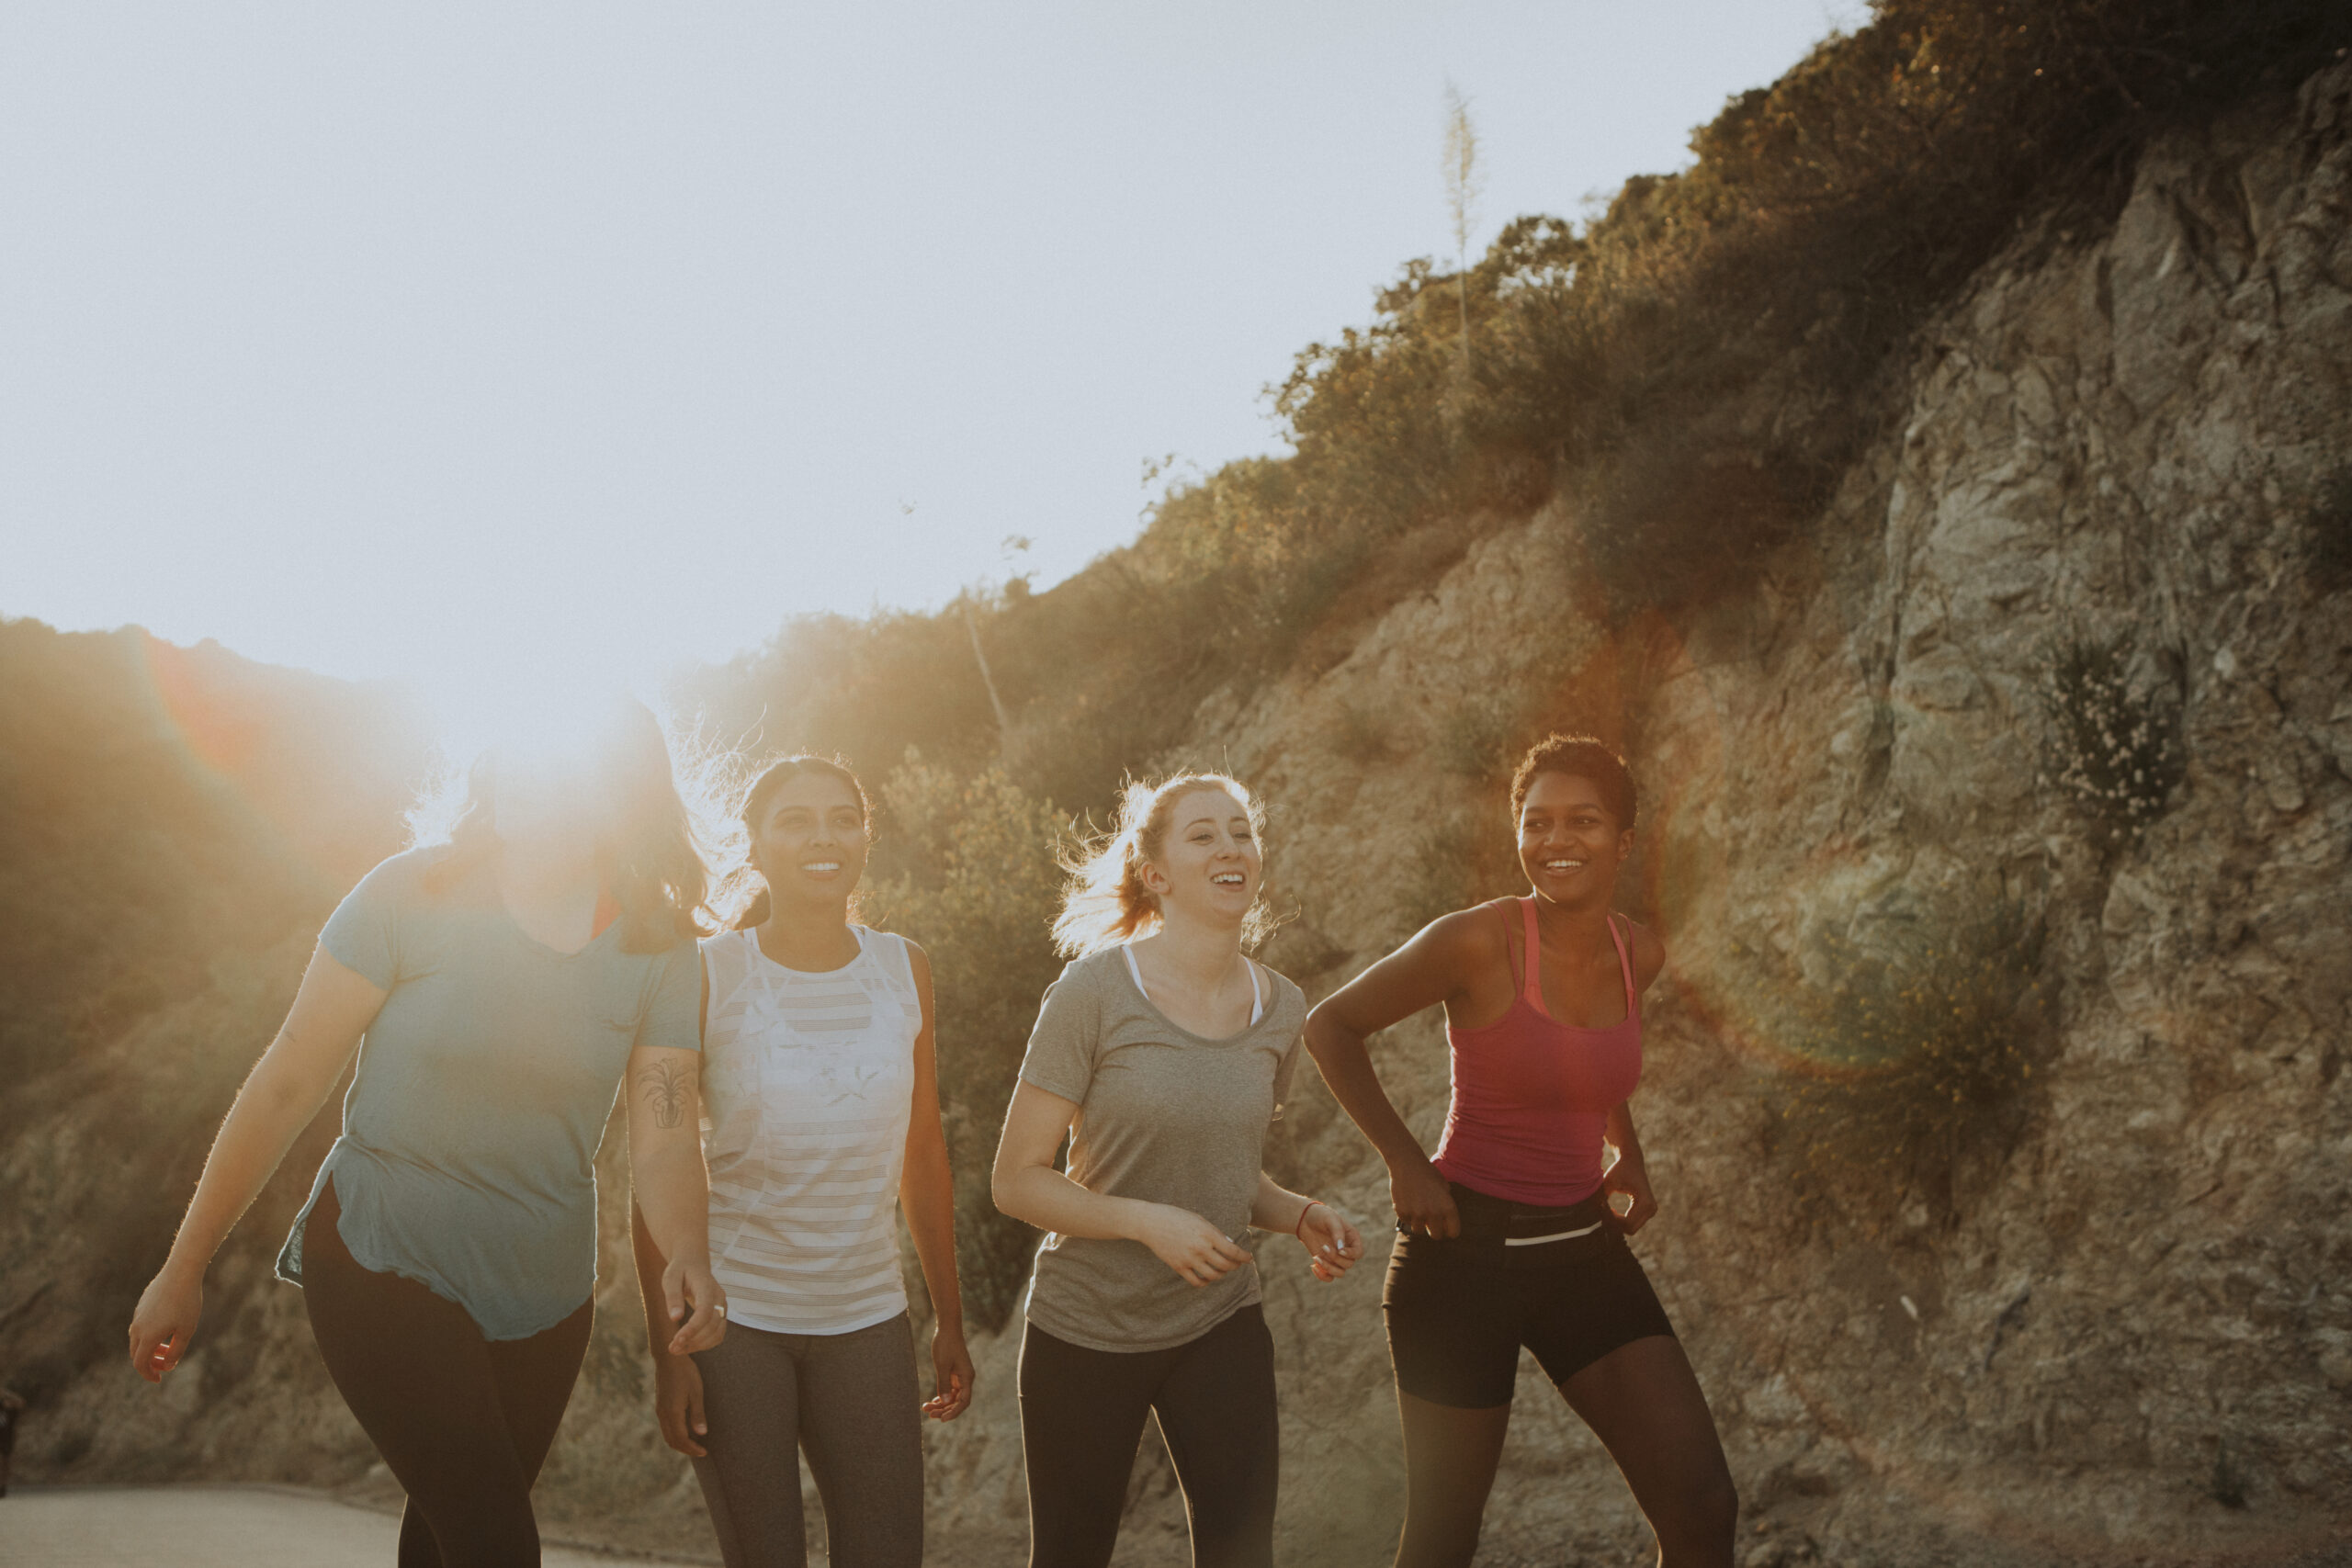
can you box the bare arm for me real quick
[1600,919,1668,1234]
[632,953,715,1455]
[990,1081,1252,1288]
[898,942,974,1419]
[627,1043,727,1356]
[1248,1170,1365,1282]
[128,945,386,1382]
[1302,910,1492,1238]
[631,1201,709,1456]
[1248,1169,1318,1235]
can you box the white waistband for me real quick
[1502,1219,1606,1247]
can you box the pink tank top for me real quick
[1430,898,1644,1207]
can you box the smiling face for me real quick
[1141,787,1261,931]
[749,770,870,909]
[1518,770,1633,908]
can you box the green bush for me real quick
[1777,899,2047,1203]
[864,754,1071,1328]
[2036,633,2183,852]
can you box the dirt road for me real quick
[0,1485,693,1566]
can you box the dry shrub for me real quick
[1392,814,1481,942]
[1434,691,1531,780]
[2309,466,2352,592]
[1329,702,1396,765]
[1777,899,2048,1210]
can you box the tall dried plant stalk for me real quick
[1442,80,1482,381]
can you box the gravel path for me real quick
[0,1485,687,1566]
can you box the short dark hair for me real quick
[1509,733,1636,831]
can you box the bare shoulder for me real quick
[1424,900,1512,964]
[1618,914,1667,992]
[893,931,934,997]
[1411,900,1518,989]
[1310,900,1510,1033]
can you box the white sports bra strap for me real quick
[1123,945,1265,1028]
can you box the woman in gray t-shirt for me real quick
[127,700,730,1564]
[993,773,1365,1568]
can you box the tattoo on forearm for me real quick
[638,1060,695,1130]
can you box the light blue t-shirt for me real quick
[275,847,701,1340]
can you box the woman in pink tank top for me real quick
[1306,735,1736,1568]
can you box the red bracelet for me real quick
[1295,1201,1325,1241]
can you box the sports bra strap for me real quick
[1605,912,1638,1020]
[1516,899,1639,1023]
[1124,944,1266,1027]
[1519,897,1549,1016]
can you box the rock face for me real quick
[922,60,2352,1566]
[11,60,2350,1568]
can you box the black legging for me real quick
[301,1179,593,1568]
[1016,1304,1279,1568]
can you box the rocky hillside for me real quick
[905,58,2352,1566]
[7,38,2350,1568]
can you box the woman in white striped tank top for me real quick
[632,756,971,1568]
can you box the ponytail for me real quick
[1052,773,1269,957]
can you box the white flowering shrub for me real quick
[2037,635,2182,852]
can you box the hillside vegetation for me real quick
[5,3,2349,1562]
[695,0,2348,797]
[680,0,2352,1323]
[0,622,427,1420]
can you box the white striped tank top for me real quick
[700,925,920,1335]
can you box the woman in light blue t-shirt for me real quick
[128,698,730,1567]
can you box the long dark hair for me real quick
[719,754,872,930]
[419,698,714,953]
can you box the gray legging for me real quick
[688,1311,925,1568]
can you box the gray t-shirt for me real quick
[274,847,701,1340]
[1016,946,1306,1352]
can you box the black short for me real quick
[1382,1183,1676,1409]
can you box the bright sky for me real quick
[2,1,1862,730]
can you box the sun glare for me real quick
[411,635,661,761]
